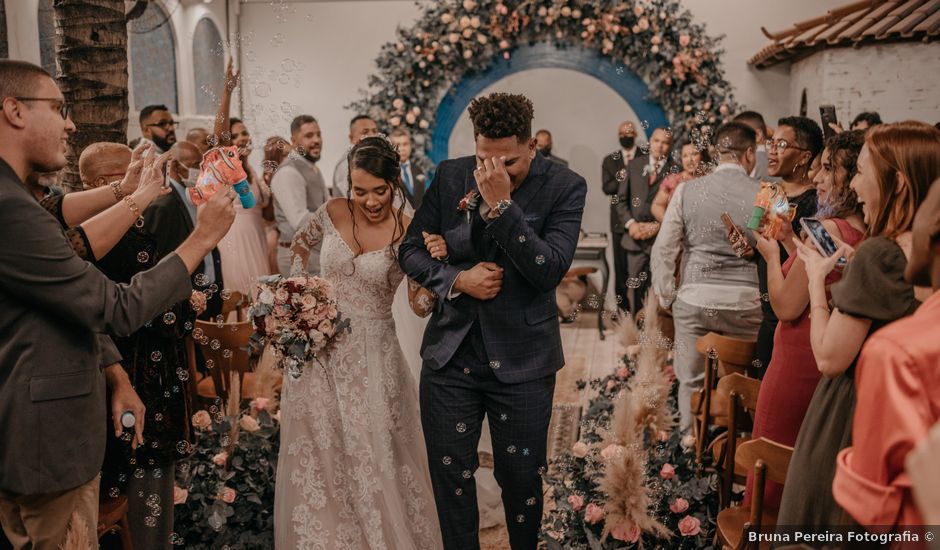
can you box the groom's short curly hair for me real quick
[468,93,534,143]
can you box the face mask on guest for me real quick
[182,167,199,188]
[619,136,636,149]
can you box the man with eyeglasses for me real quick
[139,104,178,154]
[0,59,236,549]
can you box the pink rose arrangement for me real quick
[611,521,640,543]
[670,497,690,514]
[250,275,351,380]
[660,463,676,479]
[678,515,701,536]
[584,502,605,524]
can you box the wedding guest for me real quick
[213,59,272,297]
[651,141,710,222]
[850,111,882,132]
[389,127,428,211]
[616,126,674,314]
[535,129,568,167]
[601,121,639,308]
[753,116,823,374]
[833,174,940,530]
[262,136,291,272]
[0,59,235,549]
[745,130,866,510]
[185,127,211,156]
[75,144,205,550]
[138,104,178,154]
[272,114,329,275]
[733,110,774,180]
[778,121,939,534]
[906,421,940,526]
[331,114,378,198]
[144,141,225,318]
[651,121,761,432]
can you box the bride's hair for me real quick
[344,135,407,287]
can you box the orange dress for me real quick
[833,291,940,528]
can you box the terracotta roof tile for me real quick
[749,0,939,68]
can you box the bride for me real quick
[274,136,441,549]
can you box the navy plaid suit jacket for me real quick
[399,153,587,383]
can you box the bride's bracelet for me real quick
[110,180,125,202]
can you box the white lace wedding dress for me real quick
[274,203,442,549]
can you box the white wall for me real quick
[791,43,940,128]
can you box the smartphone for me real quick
[721,212,752,257]
[801,217,846,266]
[820,104,838,141]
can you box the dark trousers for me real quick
[626,249,651,316]
[420,324,556,550]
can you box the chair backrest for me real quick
[695,332,757,376]
[221,290,247,322]
[734,437,793,485]
[192,319,253,403]
[717,373,761,413]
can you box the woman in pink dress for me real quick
[214,59,272,298]
[651,141,710,221]
[744,131,867,510]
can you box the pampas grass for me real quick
[598,288,676,541]
[247,345,282,410]
[61,511,90,550]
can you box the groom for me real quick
[399,92,586,549]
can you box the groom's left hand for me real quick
[475,156,512,210]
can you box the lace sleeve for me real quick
[407,278,436,318]
[39,191,68,228]
[289,205,326,276]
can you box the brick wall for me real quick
[790,42,940,127]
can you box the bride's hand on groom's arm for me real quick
[422,231,448,261]
[454,262,503,300]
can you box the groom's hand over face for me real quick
[455,262,503,300]
[475,156,512,209]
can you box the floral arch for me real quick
[351,0,737,165]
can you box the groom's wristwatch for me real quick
[490,199,512,219]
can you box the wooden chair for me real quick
[97,495,133,549]
[715,374,762,509]
[186,319,270,404]
[692,333,758,468]
[715,437,793,550]
[221,290,247,322]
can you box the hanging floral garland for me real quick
[350,0,737,166]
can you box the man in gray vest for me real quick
[650,121,763,432]
[272,114,329,276]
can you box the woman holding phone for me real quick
[743,131,866,510]
[775,121,939,533]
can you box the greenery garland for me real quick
[350,0,738,165]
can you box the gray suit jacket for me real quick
[615,154,673,252]
[0,159,193,495]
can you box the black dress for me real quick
[775,237,919,541]
[98,228,197,492]
[755,187,817,376]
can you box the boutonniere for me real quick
[642,164,652,177]
[457,189,480,224]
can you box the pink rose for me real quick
[670,498,689,514]
[678,515,701,536]
[615,366,630,379]
[239,415,260,432]
[679,34,691,47]
[660,463,676,479]
[173,484,188,505]
[300,294,317,311]
[571,441,589,458]
[274,287,289,304]
[220,486,236,503]
[584,503,605,524]
[611,521,640,543]
[191,410,212,430]
[251,397,270,412]
[212,451,229,467]
[326,305,337,319]
[317,319,335,337]
[606,379,616,392]
[567,494,584,511]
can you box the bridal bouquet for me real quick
[249,275,351,380]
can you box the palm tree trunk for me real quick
[53,0,129,192]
